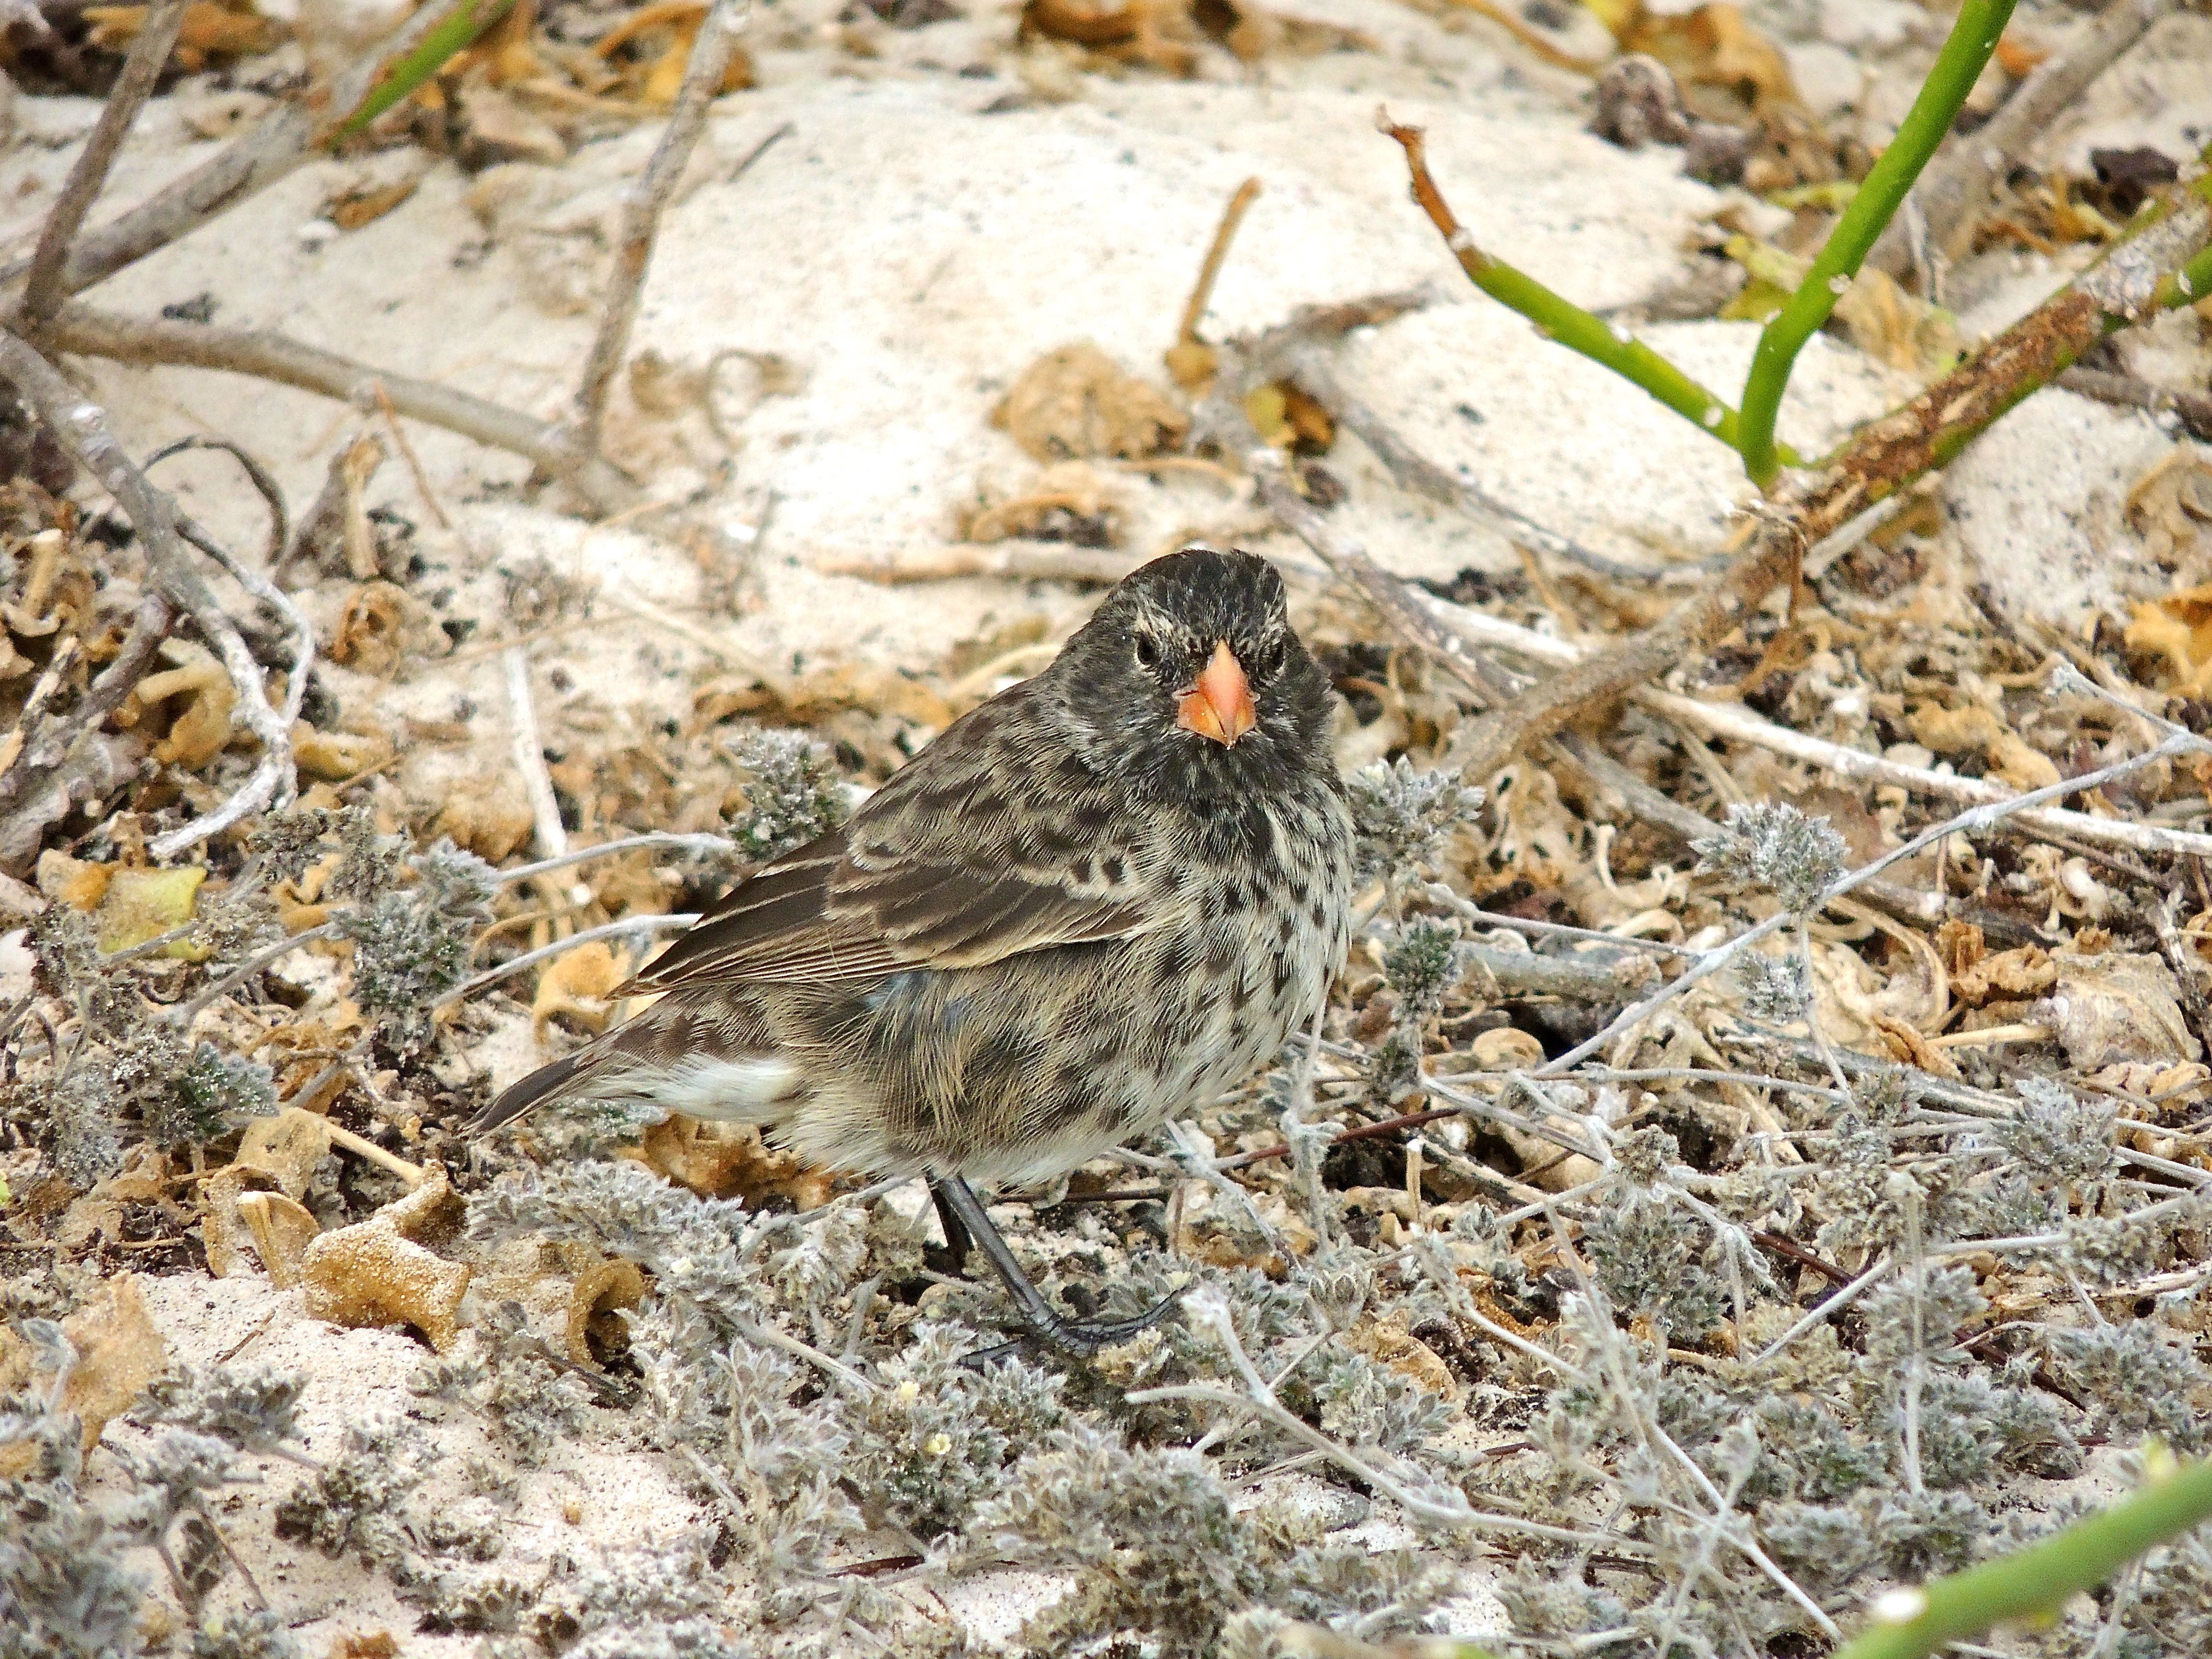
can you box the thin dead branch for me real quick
[504,647,568,867]
[142,436,289,563]
[2058,365,2212,443]
[373,383,452,532]
[1130,1286,1531,1535]
[20,0,189,328]
[434,912,701,1009]
[165,511,313,825]
[1543,722,2211,1076]
[1420,586,2212,863]
[1279,350,1683,582]
[140,441,313,775]
[1166,175,1262,390]
[569,0,752,459]
[37,304,638,515]
[1250,449,1515,704]
[815,541,1142,585]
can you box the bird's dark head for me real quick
[1046,548,1338,802]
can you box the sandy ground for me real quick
[7,0,2211,1649]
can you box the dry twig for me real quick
[1543,721,2211,1076]
[1418,587,2212,864]
[435,912,701,1009]
[504,647,568,869]
[814,541,1141,586]
[569,0,752,459]
[20,0,188,328]
[37,305,638,515]
[2057,365,2212,442]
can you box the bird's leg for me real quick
[931,1175,1183,1359]
[926,1177,974,1278]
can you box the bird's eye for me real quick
[1133,634,1161,671]
[1248,637,1285,679]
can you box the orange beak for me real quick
[1175,640,1257,747]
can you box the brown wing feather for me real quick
[625,687,1173,996]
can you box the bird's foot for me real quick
[930,1173,1182,1366]
[962,1291,1184,1368]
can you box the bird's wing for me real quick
[625,722,1169,994]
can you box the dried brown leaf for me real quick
[630,1116,837,1208]
[1343,1310,1461,1404]
[237,1190,321,1289]
[120,639,236,769]
[565,1258,647,1369]
[0,1275,166,1463]
[532,939,633,1038]
[994,343,1189,463]
[300,1167,472,1350]
[433,780,537,862]
[963,460,1125,546]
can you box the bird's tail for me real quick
[466,989,794,1136]
[470,1049,591,1134]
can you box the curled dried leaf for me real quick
[532,939,634,1039]
[1470,1027,1545,1071]
[2,527,95,641]
[433,781,537,862]
[237,1189,321,1288]
[294,721,396,782]
[82,1,281,70]
[37,849,113,911]
[326,174,422,232]
[963,460,1126,546]
[202,1166,280,1278]
[327,581,416,676]
[121,638,237,769]
[2127,450,2212,571]
[565,1257,647,1369]
[1342,1310,1460,1404]
[592,0,756,105]
[2039,952,2201,1072]
[1609,0,1798,123]
[1872,1011,1962,1081]
[1906,701,2060,791]
[203,1109,332,1279]
[1020,0,1200,73]
[235,1107,335,1198]
[0,1275,166,1455]
[1954,943,2056,1004]
[301,1167,472,1350]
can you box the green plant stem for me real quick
[1736,0,2018,484]
[328,0,519,145]
[1437,168,2209,786]
[2167,239,2212,313]
[1381,119,1788,461]
[1834,1451,2212,1659]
